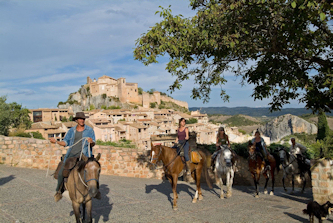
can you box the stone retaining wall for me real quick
[311,159,333,204]
[0,135,310,189]
[0,135,163,179]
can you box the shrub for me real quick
[15,132,31,138]
[31,131,44,139]
[102,94,107,99]
[186,118,198,124]
[150,102,157,108]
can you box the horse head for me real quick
[221,146,232,167]
[150,144,162,165]
[79,153,101,198]
[278,147,287,163]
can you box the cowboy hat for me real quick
[73,112,87,120]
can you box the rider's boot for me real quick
[54,191,62,202]
[186,161,195,183]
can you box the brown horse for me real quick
[150,144,212,210]
[248,142,278,198]
[65,153,101,223]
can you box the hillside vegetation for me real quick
[190,106,314,117]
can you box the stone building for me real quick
[29,108,71,122]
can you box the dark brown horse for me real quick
[150,144,212,210]
[65,153,101,223]
[248,142,278,198]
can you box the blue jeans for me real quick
[178,140,190,162]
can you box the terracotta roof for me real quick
[30,122,57,129]
[115,126,125,132]
[63,121,77,128]
[129,123,147,129]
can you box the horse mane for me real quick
[77,156,101,172]
[284,148,290,160]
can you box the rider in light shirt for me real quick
[290,138,310,165]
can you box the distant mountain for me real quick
[189,106,313,117]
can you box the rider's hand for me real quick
[49,138,56,144]
[87,138,93,143]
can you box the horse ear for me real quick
[96,153,101,161]
[82,154,88,162]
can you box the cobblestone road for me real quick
[0,165,318,223]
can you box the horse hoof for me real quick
[269,191,274,196]
[255,194,259,198]
[220,195,224,199]
[173,206,178,211]
[226,192,232,198]
[264,190,268,195]
[199,195,203,201]
[192,199,197,203]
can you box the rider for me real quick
[175,118,195,183]
[211,127,230,170]
[251,130,270,170]
[50,112,96,202]
[290,138,310,165]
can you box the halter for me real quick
[150,144,182,172]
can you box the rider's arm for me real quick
[185,127,189,140]
[226,135,231,148]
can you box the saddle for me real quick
[190,151,202,164]
[53,156,79,179]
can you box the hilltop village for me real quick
[26,75,254,150]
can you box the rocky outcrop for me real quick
[58,86,131,113]
[258,114,317,142]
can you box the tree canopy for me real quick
[0,96,31,136]
[134,0,333,112]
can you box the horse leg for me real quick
[85,200,92,223]
[270,169,275,195]
[226,169,233,198]
[193,167,203,203]
[282,171,287,192]
[263,172,269,195]
[82,203,86,222]
[196,167,203,201]
[218,173,224,199]
[291,174,295,194]
[301,173,306,193]
[72,201,81,223]
[171,174,178,210]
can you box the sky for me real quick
[0,0,305,109]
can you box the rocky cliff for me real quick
[258,114,317,142]
[58,86,132,113]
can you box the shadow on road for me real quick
[145,180,196,209]
[93,184,113,222]
[0,174,15,186]
[283,212,308,222]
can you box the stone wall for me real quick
[311,159,333,204]
[0,135,163,179]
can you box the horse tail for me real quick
[200,150,212,189]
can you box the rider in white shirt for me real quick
[290,138,310,165]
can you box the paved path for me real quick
[0,165,317,223]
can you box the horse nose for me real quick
[226,161,232,167]
[89,187,98,197]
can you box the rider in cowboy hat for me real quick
[50,112,97,202]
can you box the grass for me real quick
[96,139,136,148]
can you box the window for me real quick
[33,111,42,122]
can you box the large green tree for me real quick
[134,0,333,112]
[317,110,330,140]
[0,96,31,136]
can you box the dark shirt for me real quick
[255,141,263,152]
[69,131,83,157]
[178,128,186,141]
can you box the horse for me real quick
[150,143,212,210]
[214,145,235,199]
[278,147,311,194]
[248,142,278,198]
[65,153,101,223]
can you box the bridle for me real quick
[279,148,296,169]
[77,159,100,188]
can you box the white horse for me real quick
[214,146,235,199]
[278,147,311,194]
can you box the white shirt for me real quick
[290,143,307,155]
